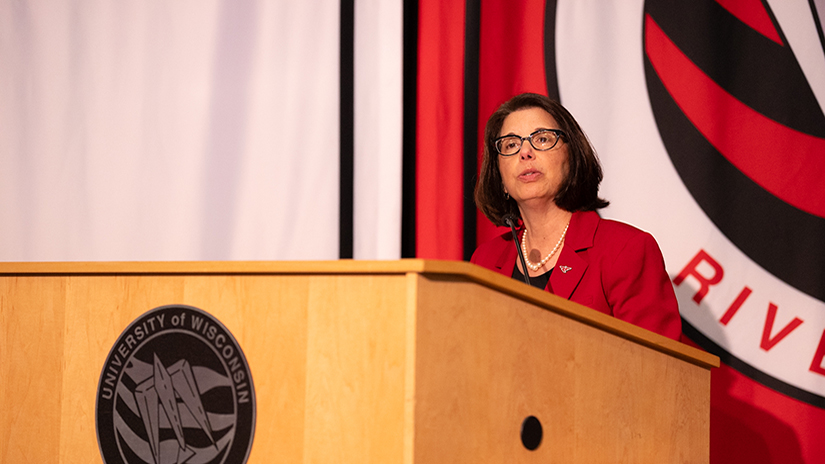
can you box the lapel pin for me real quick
[560,265,572,274]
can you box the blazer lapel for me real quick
[494,230,518,277]
[547,211,598,299]
[549,246,587,298]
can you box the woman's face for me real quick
[497,107,568,208]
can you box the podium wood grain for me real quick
[0,260,716,463]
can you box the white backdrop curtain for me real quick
[0,0,403,261]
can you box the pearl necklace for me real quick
[521,221,569,272]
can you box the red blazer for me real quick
[470,211,682,340]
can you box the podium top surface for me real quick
[0,259,718,369]
[0,258,477,276]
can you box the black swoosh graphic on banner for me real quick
[543,0,561,102]
[646,0,825,136]
[644,0,825,303]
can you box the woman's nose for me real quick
[519,141,535,159]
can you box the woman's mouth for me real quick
[518,169,542,182]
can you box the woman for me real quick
[471,93,681,340]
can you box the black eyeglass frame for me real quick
[493,129,566,156]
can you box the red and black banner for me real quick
[414,0,825,462]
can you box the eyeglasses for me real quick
[494,129,565,156]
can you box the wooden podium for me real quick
[0,260,717,463]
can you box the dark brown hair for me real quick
[474,92,608,226]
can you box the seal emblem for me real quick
[96,305,255,464]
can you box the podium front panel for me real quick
[0,261,713,463]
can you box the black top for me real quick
[512,265,552,290]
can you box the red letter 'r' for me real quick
[673,249,724,304]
